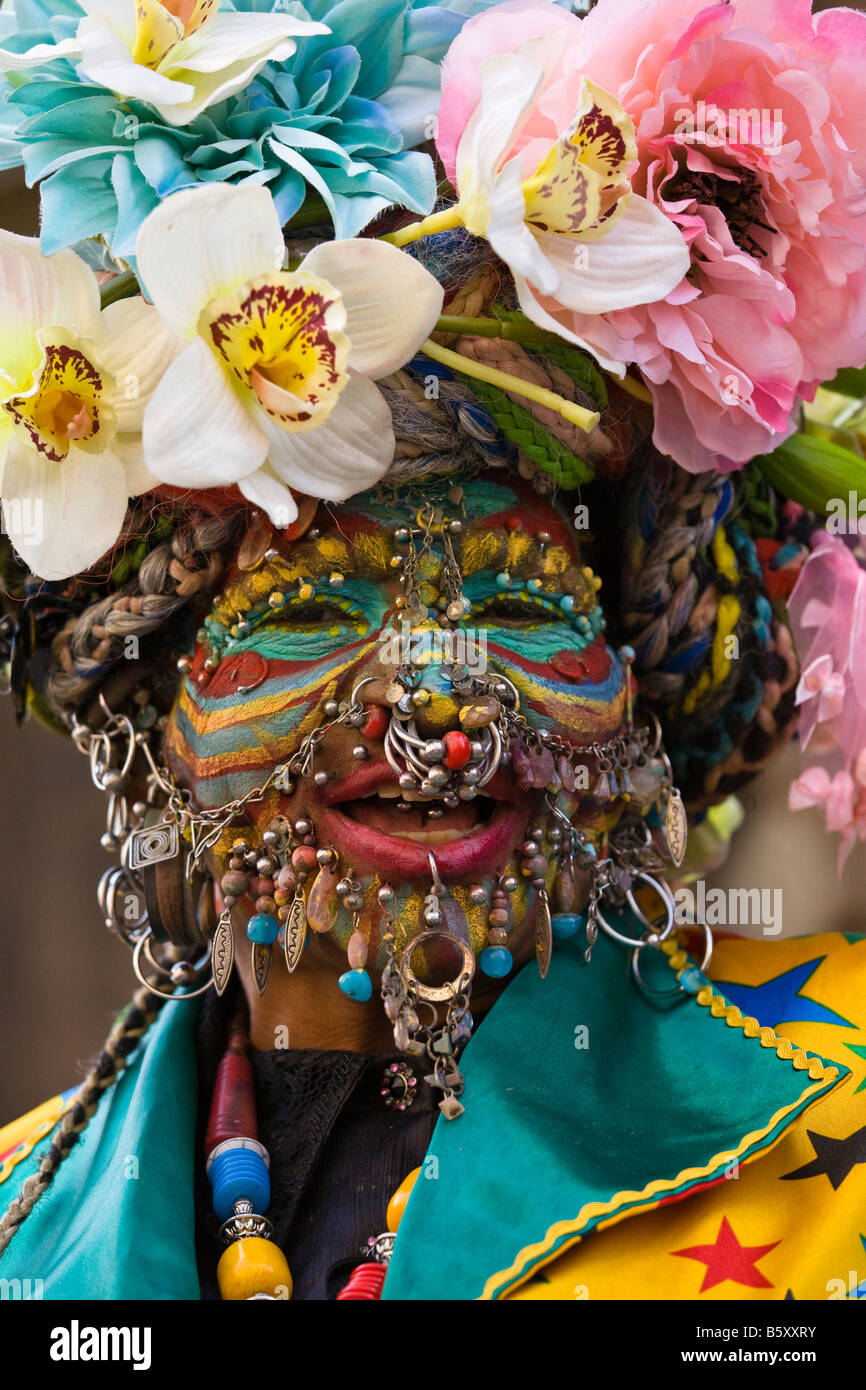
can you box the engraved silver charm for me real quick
[535,888,553,980]
[211,907,234,997]
[283,891,307,974]
[663,790,688,868]
[252,941,272,996]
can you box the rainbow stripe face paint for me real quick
[164,475,627,973]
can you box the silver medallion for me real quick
[664,791,688,868]
[283,891,308,974]
[535,889,553,980]
[211,908,234,997]
[125,820,180,871]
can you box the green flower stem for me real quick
[420,338,600,433]
[434,314,559,346]
[99,269,140,309]
[382,205,464,247]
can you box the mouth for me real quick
[313,761,530,878]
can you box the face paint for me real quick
[163,474,626,984]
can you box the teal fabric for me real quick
[382,933,848,1301]
[1,999,201,1299]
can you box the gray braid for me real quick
[46,514,240,713]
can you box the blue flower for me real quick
[0,0,503,259]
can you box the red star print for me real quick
[672,1216,781,1293]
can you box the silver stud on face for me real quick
[352,745,369,760]
[313,770,329,786]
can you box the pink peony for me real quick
[787,529,866,868]
[438,0,866,473]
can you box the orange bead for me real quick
[386,1166,421,1233]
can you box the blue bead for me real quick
[527,577,542,592]
[551,912,586,940]
[496,571,511,589]
[338,968,372,1002]
[559,594,575,613]
[247,913,279,944]
[480,946,513,978]
[210,1147,270,1222]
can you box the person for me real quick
[1,0,866,1304]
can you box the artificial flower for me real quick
[0,229,179,579]
[437,0,866,474]
[0,0,327,126]
[787,529,866,866]
[433,6,688,323]
[0,0,494,262]
[136,182,443,522]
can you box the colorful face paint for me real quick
[163,473,626,976]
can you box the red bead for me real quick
[505,515,522,531]
[336,1263,388,1300]
[205,1050,258,1155]
[442,730,472,769]
[292,845,318,873]
[361,704,389,740]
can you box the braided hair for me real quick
[0,986,168,1256]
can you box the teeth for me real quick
[393,825,483,845]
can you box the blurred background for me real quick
[1,0,865,1118]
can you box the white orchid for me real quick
[0,0,328,127]
[0,230,180,579]
[136,183,444,523]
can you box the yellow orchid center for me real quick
[203,272,351,432]
[131,0,215,69]
[521,79,637,240]
[3,341,107,462]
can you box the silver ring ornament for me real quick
[398,930,475,1004]
[384,716,501,796]
[630,920,713,1001]
[132,931,213,1001]
[595,871,675,950]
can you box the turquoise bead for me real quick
[526,578,542,592]
[339,968,372,1001]
[480,946,513,978]
[495,571,511,589]
[559,594,575,613]
[551,912,585,940]
[247,913,279,944]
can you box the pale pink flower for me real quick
[439,0,866,473]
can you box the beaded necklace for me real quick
[206,1013,415,1301]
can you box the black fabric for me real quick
[194,985,437,1300]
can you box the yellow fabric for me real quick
[0,1092,67,1177]
[507,932,866,1300]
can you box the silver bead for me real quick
[170,961,196,985]
[102,770,127,793]
[458,785,478,800]
[294,819,312,836]
[448,519,464,534]
[132,802,147,819]
[501,876,519,893]
[444,794,460,809]
[262,830,279,846]
[397,693,416,715]
[424,907,443,926]
[469,742,485,761]
[469,885,487,905]
[352,745,369,760]
[398,772,416,791]
[461,766,481,785]
[176,655,192,673]
[377,885,394,904]
[394,526,411,542]
[323,700,339,717]
[100,832,117,851]
[336,878,352,896]
[427,766,449,788]
[313,770,329,786]
[421,739,445,764]
[345,893,363,910]
[256,856,276,875]
[446,600,464,621]
[426,807,444,820]
[316,847,337,867]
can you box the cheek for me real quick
[487,630,626,737]
[164,632,378,808]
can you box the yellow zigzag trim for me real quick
[0,1116,61,1187]
[480,936,844,1301]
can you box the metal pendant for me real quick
[125,819,180,871]
[283,891,308,974]
[211,907,234,997]
[535,889,553,980]
[664,790,688,867]
[251,941,272,996]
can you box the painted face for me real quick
[164,475,628,992]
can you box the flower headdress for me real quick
[1,0,866,862]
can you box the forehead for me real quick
[221,477,587,600]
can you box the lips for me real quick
[311,760,530,878]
